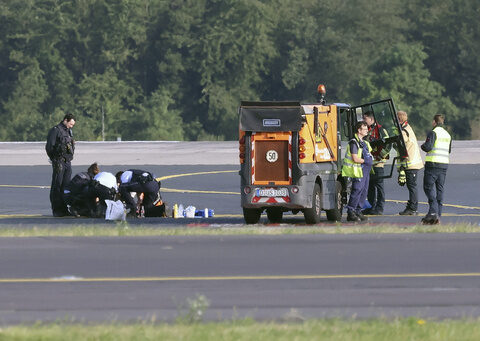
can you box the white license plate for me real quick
[256,188,288,197]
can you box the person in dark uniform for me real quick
[63,162,100,217]
[116,169,165,217]
[362,111,390,215]
[45,113,76,216]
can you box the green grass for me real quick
[0,222,479,237]
[2,318,480,340]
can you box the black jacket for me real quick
[66,171,95,194]
[125,169,155,185]
[46,122,75,162]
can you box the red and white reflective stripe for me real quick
[251,135,255,184]
[288,134,292,184]
[251,196,291,203]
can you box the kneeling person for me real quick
[64,162,100,216]
[116,169,165,217]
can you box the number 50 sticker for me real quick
[266,150,278,163]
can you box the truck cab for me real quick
[238,86,407,224]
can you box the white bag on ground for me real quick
[105,200,126,221]
[185,205,196,218]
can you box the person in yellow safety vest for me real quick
[396,111,424,215]
[342,121,373,222]
[420,114,452,224]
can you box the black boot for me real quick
[356,212,368,221]
[421,213,438,225]
[399,208,418,215]
[347,211,361,222]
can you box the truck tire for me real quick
[304,183,321,224]
[266,207,283,223]
[326,181,343,222]
[243,208,261,224]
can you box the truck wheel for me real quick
[326,181,343,222]
[243,208,261,224]
[304,183,321,224]
[266,208,283,223]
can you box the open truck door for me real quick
[350,99,408,179]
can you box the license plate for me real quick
[256,188,288,197]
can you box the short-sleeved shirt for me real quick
[349,139,372,173]
[120,170,133,184]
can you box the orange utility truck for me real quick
[238,85,408,224]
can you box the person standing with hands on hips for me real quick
[45,113,76,217]
[420,114,452,224]
[342,121,373,222]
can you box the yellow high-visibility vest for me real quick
[425,126,451,164]
[342,135,372,178]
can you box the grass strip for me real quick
[0,223,479,237]
[1,318,480,340]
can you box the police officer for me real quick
[342,121,373,222]
[116,169,164,217]
[45,113,76,216]
[63,162,100,217]
[362,111,390,215]
[421,114,452,224]
[397,111,424,215]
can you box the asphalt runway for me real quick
[1,234,480,324]
[0,142,480,324]
[0,163,479,225]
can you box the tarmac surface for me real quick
[1,234,480,323]
[0,140,478,165]
[0,141,479,324]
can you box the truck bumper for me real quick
[241,180,313,209]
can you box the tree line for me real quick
[0,0,478,141]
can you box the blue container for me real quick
[194,209,215,217]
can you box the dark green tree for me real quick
[125,87,184,141]
[189,0,278,140]
[1,54,49,140]
[359,42,459,137]
[76,68,140,140]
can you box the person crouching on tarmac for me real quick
[90,171,118,217]
[63,162,100,217]
[342,121,374,222]
[116,169,165,218]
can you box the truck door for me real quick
[350,99,408,177]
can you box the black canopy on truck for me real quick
[239,101,304,132]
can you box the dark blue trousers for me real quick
[367,167,385,212]
[423,167,447,216]
[347,172,370,214]
[119,180,160,211]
